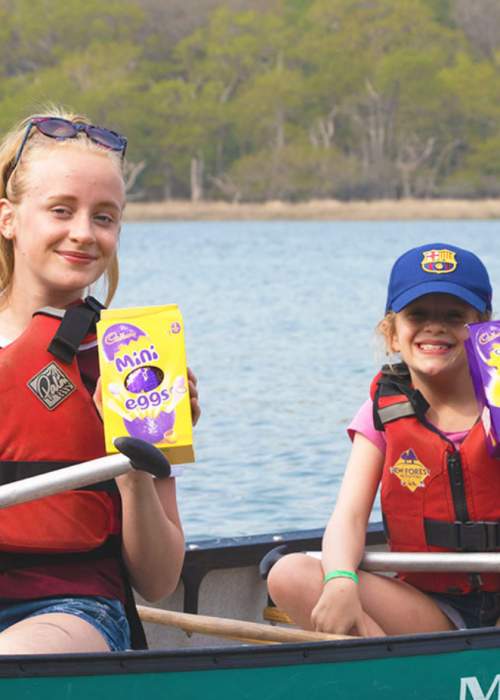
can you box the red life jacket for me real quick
[0,303,121,558]
[0,299,148,650]
[372,364,500,594]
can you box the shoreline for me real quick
[123,198,500,221]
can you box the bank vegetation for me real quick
[0,0,499,204]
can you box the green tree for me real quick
[0,0,144,75]
[297,0,459,197]
[439,51,500,195]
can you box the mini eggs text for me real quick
[115,345,159,373]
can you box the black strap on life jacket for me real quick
[372,363,430,430]
[45,296,105,364]
[424,518,500,552]
[0,460,118,488]
[0,536,122,573]
[122,572,148,650]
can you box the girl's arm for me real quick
[117,471,184,602]
[310,433,383,634]
[92,370,199,601]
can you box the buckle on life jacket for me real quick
[425,518,500,552]
[83,296,106,315]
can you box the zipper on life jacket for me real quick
[445,448,482,589]
[446,451,469,523]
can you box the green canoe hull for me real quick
[2,627,500,699]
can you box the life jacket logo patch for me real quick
[421,248,457,274]
[390,449,430,492]
[28,362,76,410]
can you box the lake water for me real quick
[113,219,500,541]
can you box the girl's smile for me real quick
[416,341,455,354]
[390,293,480,377]
[56,250,99,265]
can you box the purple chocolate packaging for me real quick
[465,321,500,458]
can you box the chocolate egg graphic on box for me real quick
[124,409,176,443]
[101,322,182,445]
[125,366,164,393]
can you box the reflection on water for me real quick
[115,219,499,539]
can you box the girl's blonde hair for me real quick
[0,106,124,305]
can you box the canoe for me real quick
[2,523,500,700]
[1,443,499,699]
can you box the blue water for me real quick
[112,219,500,540]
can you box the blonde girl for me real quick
[0,110,199,654]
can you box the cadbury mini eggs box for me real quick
[465,320,500,458]
[97,305,194,464]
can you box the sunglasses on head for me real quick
[6,116,128,184]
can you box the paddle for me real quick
[361,550,500,572]
[0,437,171,509]
[136,605,353,645]
[302,550,500,572]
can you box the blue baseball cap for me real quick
[385,243,492,313]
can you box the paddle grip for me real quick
[114,437,171,478]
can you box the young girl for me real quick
[268,242,500,636]
[0,110,200,654]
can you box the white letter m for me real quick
[461,675,500,700]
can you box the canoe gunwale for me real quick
[1,624,500,679]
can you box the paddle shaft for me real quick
[0,453,133,509]
[306,550,500,572]
[361,551,500,572]
[137,605,352,645]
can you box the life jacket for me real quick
[0,298,121,556]
[0,299,149,649]
[372,363,500,594]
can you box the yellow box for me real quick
[97,305,194,464]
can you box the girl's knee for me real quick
[267,553,319,604]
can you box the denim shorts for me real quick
[429,591,500,630]
[0,596,131,651]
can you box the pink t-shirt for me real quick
[348,398,469,452]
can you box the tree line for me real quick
[0,0,499,201]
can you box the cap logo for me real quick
[421,248,457,274]
[389,448,430,492]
